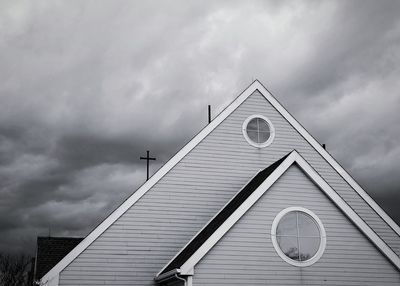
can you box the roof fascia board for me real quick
[254,81,400,236]
[178,151,400,274]
[179,152,296,273]
[40,81,261,284]
[41,273,58,286]
[41,80,400,284]
[154,269,180,282]
[156,166,265,277]
[294,152,400,269]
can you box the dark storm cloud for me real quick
[0,0,400,254]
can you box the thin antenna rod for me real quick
[208,105,211,124]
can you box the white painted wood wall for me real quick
[194,165,400,285]
[59,91,400,285]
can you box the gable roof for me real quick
[159,153,290,276]
[35,237,83,281]
[155,150,400,281]
[40,80,400,285]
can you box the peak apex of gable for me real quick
[40,81,400,286]
[241,79,274,98]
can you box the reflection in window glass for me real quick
[276,211,321,262]
[247,130,258,143]
[247,118,258,131]
[276,236,299,260]
[298,212,320,237]
[258,131,270,143]
[276,212,297,236]
[298,237,320,261]
[258,119,269,132]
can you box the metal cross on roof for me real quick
[140,150,156,181]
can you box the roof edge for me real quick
[41,80,400,284]
[40,80,262,285]
[154,269,180,282]
[156,150,400,276]
[157,152,292,276]
[255,81,400,236]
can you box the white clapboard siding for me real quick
[193,165,400,286]
[59,91,399,285]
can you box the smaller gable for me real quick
[193,164,400,285]
[158,153,290,277]
[155,150,400,282]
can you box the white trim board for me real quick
[155,166,264,278]
[270,206,327,267]
[173,151,400,275]
[40,80,400,285]
[255,82,400,237]
[40,81,261,285]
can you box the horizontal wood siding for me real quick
[59,91,399,285]
[193,165,400,285]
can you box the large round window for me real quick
[271,207,326,267]
[242,115,275,148]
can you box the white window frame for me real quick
[242,114,275,148]
[271,206,327,267]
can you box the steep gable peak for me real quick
[40,80,400,286]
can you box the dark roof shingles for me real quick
[35,237,83,280]
[161,153,290,274]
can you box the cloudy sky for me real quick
[1,0,400,254]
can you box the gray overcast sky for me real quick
[1,0,400,254]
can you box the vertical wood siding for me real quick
[59,91,399,285]
[193,165,400,286]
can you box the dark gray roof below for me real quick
[35,236,83,280]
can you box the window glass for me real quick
[258,131,271,143]
[247,118,258,131]
[243,115,274,148]
[298,237,320,261]
[297,212,320,237]
[276,212,297,236]
[247,130,258,143]
[258,118,270,133]
[274,210,323,263]
[277,236,299,260]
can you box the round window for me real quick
[242,115,275,148]
[271,207,326,267]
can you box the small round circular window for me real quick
[271,207,326,267]
[242,115,275,148]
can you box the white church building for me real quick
[41,81,400,285]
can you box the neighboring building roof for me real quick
[35,237,83,281]
[159,153,290,275]
[155,150,400,281]
[40,80,400,285]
